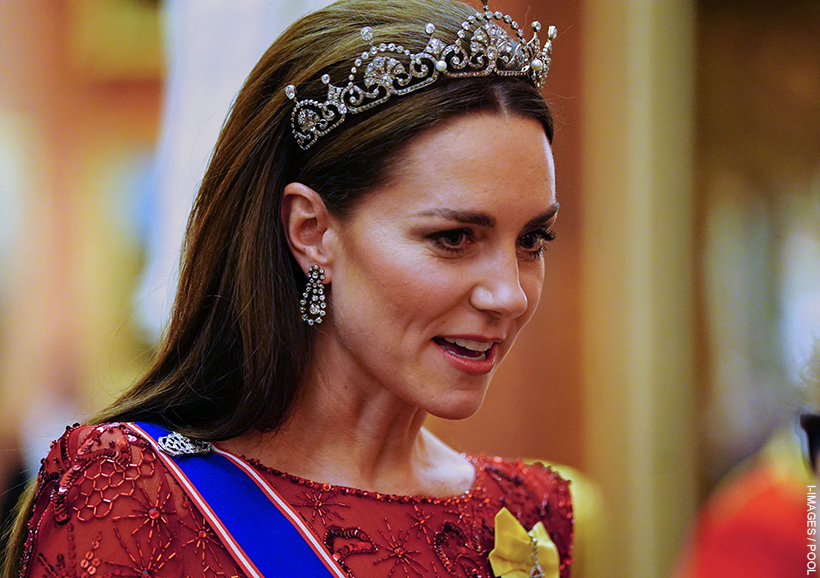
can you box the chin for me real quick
[424,392,488,421]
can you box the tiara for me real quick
[284,0,557,150]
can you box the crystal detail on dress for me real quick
[25,425,574,578]
[156,431,213,457]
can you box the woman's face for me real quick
[320,112,557,420]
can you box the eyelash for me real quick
[429,229,473,254]
[520,228,556,258]
[428,228,556,258]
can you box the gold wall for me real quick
[0,0,162,500]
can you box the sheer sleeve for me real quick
[523,461,575,574]
[19,423,245,578]
[480,457,574,577]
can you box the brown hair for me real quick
[3,1,552,573]
[90,0,553,440]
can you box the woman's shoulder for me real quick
[473,454,572,502]
[41,422,148,464]
[472,455,574,569]
[38,422,157,501]
[20,422,243,578]
[35,423,158,515]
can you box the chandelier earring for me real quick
[300,265,327,326]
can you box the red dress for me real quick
[19,423,574,578]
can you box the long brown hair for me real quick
[4,1,553,574]
[91,0,554,440]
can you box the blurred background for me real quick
[0,0,817,577]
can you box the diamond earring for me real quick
[300,265,327,326]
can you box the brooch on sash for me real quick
[157,431,213,456]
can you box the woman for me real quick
[4,0,572,577]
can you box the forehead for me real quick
[364,112,556,216]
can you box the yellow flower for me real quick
[488,507,559,578]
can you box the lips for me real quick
[432,335,499,375]
[433,336,494,360]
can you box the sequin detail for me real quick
[20,424,574,578]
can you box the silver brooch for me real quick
[157,431,213,456]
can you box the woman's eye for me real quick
[519,229,556,255]
[429,229,473,253]
[441,230,467,247]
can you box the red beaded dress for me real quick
[19,423,574,578]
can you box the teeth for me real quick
[443,337,493,352]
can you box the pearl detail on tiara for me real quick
[283,2,556,150]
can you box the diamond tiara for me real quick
[284,0,557,150]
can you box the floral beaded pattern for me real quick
[21,424,243,578]
[21,424,573,578]
[246,454,573,577]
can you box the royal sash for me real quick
[130,422,347,578]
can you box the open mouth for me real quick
[433,336,496,360]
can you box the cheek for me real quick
[331,233,448,337]
[520,262,546,318]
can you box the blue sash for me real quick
[131,422,347,578]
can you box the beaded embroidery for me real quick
[22,424,574,578]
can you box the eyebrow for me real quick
[415,208,496,227]
[415,202,559,229]
[524,203,560,229]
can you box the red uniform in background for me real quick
[672,429,809,578]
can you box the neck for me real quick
[221,339,474,497]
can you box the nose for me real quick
[469,251,529,319]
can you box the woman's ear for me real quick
[281,182,338,281]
